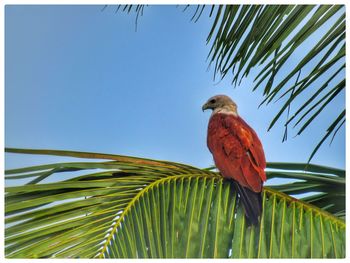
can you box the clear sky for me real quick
[5,5,345,175]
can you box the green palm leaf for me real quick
[101,179,344,258]
[204,161,345,219]
[5,148,345,258]
[206,5,345,161]
[265,162,345,219]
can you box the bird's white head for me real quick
[202,95,238,116]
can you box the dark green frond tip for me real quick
[5,148,345,258]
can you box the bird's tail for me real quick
[232,182,262,226]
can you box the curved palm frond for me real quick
[206,5,345,161]
[100,178,344,258]
[204,161,345,219]
[266,162,345,219]
[5,148,345,258]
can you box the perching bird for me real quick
[202,95,266,226]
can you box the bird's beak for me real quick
[202,102,209,112]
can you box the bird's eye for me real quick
[210,99,216,104]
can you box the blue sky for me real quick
[5,5,345,176]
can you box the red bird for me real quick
[202,95,266,225]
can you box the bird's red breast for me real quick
[207,113,266,192]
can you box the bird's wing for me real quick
[207,113,266,192]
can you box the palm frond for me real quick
[102,4,146,31]
[206,5,345,161]
[266,162,345,218]
[5,148,345,258]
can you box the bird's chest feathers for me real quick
[208,113,252,156]
[208,120,229,138]
[208,113,238,137]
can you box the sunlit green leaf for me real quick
[5,148,345,258]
